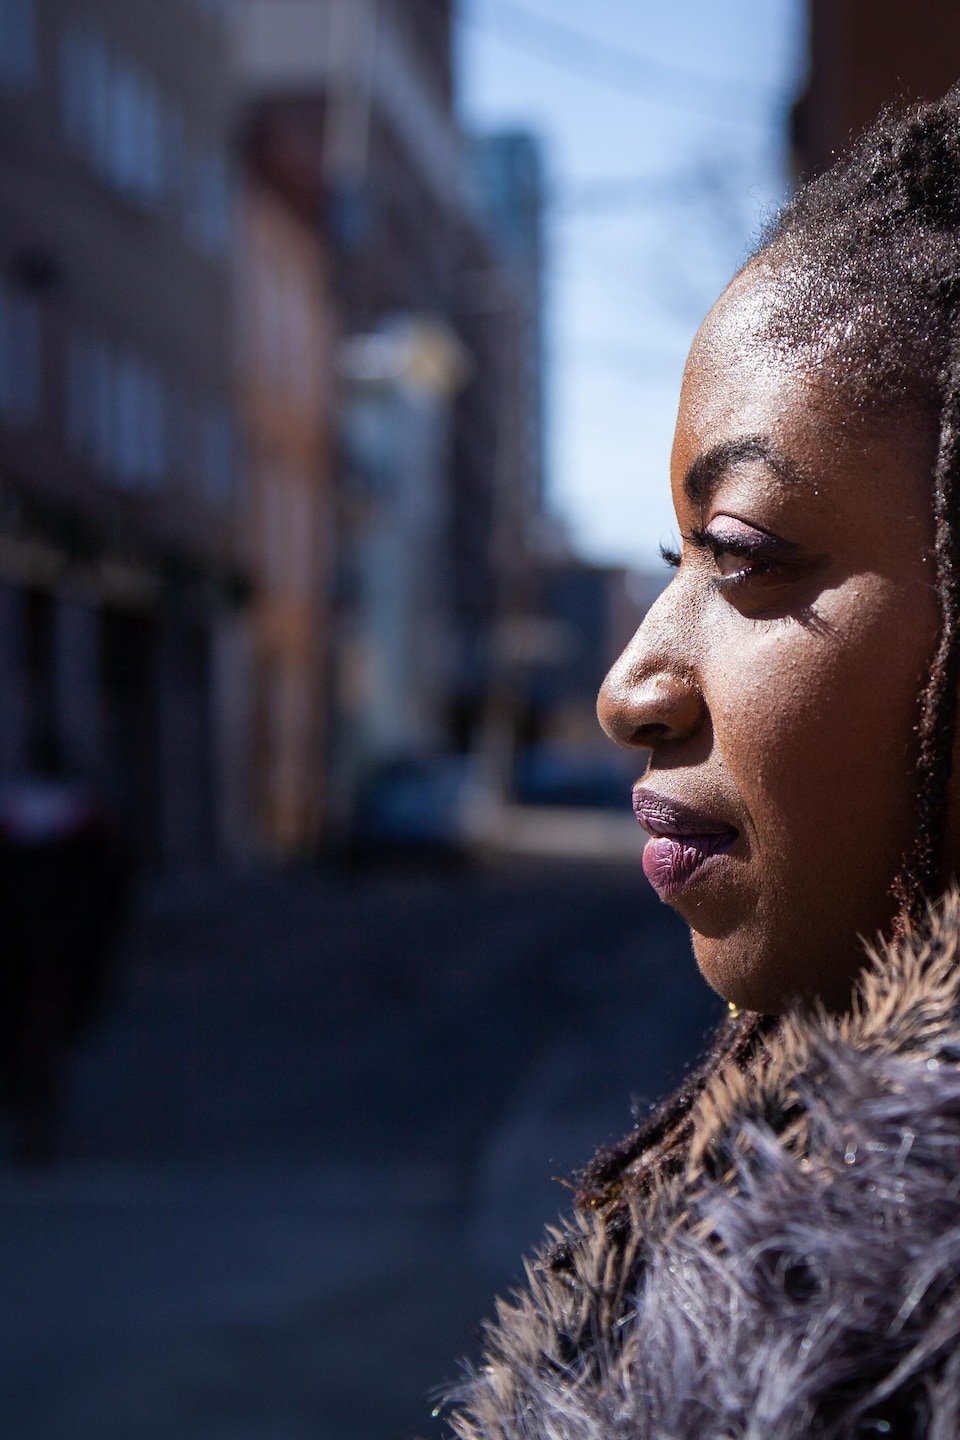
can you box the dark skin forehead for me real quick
[676,257,939,516]
[700,252,942,438]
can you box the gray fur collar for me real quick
[447,893,960,1439]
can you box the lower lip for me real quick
[641,833,736,900]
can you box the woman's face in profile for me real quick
[598,262,943,1013]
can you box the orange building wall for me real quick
[241,180,334,854]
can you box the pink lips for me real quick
[632,788,738,900]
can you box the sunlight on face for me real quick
[598,264,939,1012]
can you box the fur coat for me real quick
[446,894,960,1439]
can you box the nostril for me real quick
[631,722,669,748]
[597,670,705,749]
[597,695,648,747]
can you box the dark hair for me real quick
[574,85,960,1223]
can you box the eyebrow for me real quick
[683,436,804,509]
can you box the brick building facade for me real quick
[0,0,243,864]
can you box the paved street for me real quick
[0,856,722,1440]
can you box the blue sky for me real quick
[456,0,807,570]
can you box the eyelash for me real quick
[660,527,785,590]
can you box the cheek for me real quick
[708,583,931,863]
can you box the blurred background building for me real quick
[0,0,240,868]
[0,0,591,867]
[234,0,561,849]
[0,0,677,872]
[5,0,960,872]
[4,4,960,1440]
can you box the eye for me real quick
[659,540,682,570]
[685,517,799,593]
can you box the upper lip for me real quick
[632,786,739,840]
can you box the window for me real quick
[115,353,166,485]
[68,335,97,463]
[60,24,232,249]
[0,281,40,422]
[61,28,108,161]
[184,147,231,255]
[67,335,167,487]
[61,26,172,210]
[199,404,233,502]
[162,99,186,207]
[156,389,237,504]
[0,0,35,89]
[108,61,164,205]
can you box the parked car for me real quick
[512,745,634,811]
[347,754,482,862]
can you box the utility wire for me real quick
[551,165,739,215]
[554,176,690,215]
[453,0,788,127]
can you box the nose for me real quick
[597,618,706,750]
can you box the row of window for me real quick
[67,337,168,487]
[0,283,234,503]
[61,24,231,253]
[0,0,233,93]
[67,336,235,500]
[0,4,231,256]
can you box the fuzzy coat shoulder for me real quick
[447,894,960,1440]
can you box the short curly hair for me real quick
[755,86,960,921]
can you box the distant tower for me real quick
[469,131,546,520]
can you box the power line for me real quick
[551,166,732,215]
[454,0,788,127]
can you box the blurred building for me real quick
[0,0,243,866]
[233,0,546,827]
[234,0,460,322]
[520,562,655,753]
[238,138,336,857]
[497,561,660,813]
[793,0,960,178]
[338,317,468,779]
[448,130,547,766]
[468,131,544,522]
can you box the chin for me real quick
[690,925,861,1017]
[690,931,776,1012]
